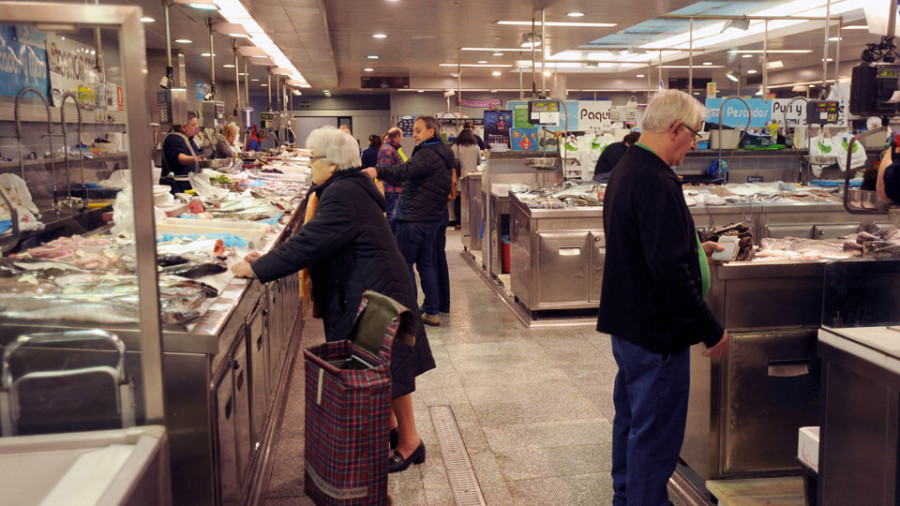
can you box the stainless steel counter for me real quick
[460,173,483,252]
[0,212,305,505]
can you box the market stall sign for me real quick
[705,98,771,128]
[0,25,49,98]
[46,32,104,108]
[458,97,501,109]
[577,100,613,130]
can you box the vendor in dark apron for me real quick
[161,111,201,194]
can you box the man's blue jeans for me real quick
[395,219,442,315]
[385,191,400,234]
[610,335,690,506]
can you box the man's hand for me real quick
[244,251,262,263]
[703,330,729,358]
[232,260,255,278]
[702,241,724,259]
[362,167,378,179]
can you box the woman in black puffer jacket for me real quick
[232,126,435,474]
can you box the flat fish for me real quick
[159,260,227,278]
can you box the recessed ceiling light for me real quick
[822,58,833,62]
[702,62,713,66]
[364,68,374,72]
[767,60,784,69]
[828,36,842,41]
[742,54,752,58]
[200,52,215,57]
[478,60,488,64]
[418,90,425,93]
[492,71,502,76]
[493,52,504,56]
[223,64,236,68]
[747,69,758,74]
[140,16,155,23]
[567,12,585,17]
[238,72,247,76]
[636,74,645,78]
[543,71,551,76]
[367,55,379,59]
[251,78,260,82]
[450,73,459,77]
[373,33,388,39]
[174,39,192,44]
[261,83,268,87]
[842,25,868,30]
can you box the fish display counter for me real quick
[505,182,886,314]
[0,168,311,504]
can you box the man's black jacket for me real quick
[376,138,456,222]
[597,145,723,354]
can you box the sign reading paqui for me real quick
[577,101,613,130]
[0,25,49,98]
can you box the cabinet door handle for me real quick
[558,247,581,256]
[768,360,809,377]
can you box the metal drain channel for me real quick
[429,405,487,506]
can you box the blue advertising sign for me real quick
[0,25,49,98]
[705,98,771,128]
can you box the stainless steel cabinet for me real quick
[536,231,591,305]
[461,174,483,251]
[232,334,252,487]
[588,231,605,303]
[214,358,238,505]
[247,297,270,448]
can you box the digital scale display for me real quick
[878,69,899,78]
[806,100,840,125]
[528,100,560,125]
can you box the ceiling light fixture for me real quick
[702,61,713,66]
[238,46,268,57]
[842,25,868,30]
[439,63,513,67]
[499,20,616,28]
[767,60,784,69]
[567,12,585,17]
[493,52,504,56]
[251,78,259,82]
[742,54,752,58]
[373,33,388,39]
[478,60,488,64]
[173,0,219,10]
[721,16,750,33]
[174,39,192,44]
[733,49,812,54]
[293,90,302,95]
[492,71,502,76]
[367,55,379,59]
[214,22,250,38]
[140,16,155,23]
[223,64,236,68]
[747,69,758,74]
[260,83,268,87]
[636,74,645,78]
[418,90,425,93]
[520,33,541,48]
[201,52,215,57]
[726,72,740,82]
[363,68,374,72]
[462,47,533,52]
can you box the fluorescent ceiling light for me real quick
[747,69,758,74]
[201,52,215,57]
[367,55,379,59]
[544,71,552,76]
[251,78,260,82]
[478,60,488,64]
[493,52,504,56]
[440,63,513,67]
[828,36,842,41]
[215,22,250,38]
[140,16,155,23]
[238,72,247,76]
[726,72,739,82]
[223,64,236,68]
[174,0,218,10]
[492,71,502,76]
[742,54,752,58]
[498,20,616,28]
[567,12,585,17]
[636,74,645,77]
[418,90,425,93]
[293,90,302,95]
[363,68,374,72]
[702,62,713,66]
[842,25,868,29]
[373,33,388,39]
[174,39,192,44]
[260,83,268,87]
[822,58,833,62]
[462,47,531,52]
[733,49,812,54]
[248,57,276,66]
[214,0,310,87]
[767,60,784,69]
[238,46,268,57]
[755,88,763,96]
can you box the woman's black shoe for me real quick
[388,440,425,473]
[389,428,399,449]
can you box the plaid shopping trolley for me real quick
[304,290,416,506]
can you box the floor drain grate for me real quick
[429,405,487,506]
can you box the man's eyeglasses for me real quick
[309,154,326,162]
[680,122,703,142]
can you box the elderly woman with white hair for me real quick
[232,125,435,473]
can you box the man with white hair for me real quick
[597,89,729,505]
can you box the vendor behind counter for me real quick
[161,110,201,194]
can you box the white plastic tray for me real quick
[157,217,270,249]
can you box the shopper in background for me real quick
[363,116,457,327]
[231,125,435,474]
[378,127,406,232]
[160,110,201,194]
[451,128,481,230]
[597,89,728,505]
[593,130,641,182]
[361,134,382,169]
[212,124,238,159]
[877,135,900,204]
[464,120,486,151]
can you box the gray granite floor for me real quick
[264,229,619,505]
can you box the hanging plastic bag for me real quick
[833,131,867,172]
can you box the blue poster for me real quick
[0,25,49,98]
[483,110,512,148]
[508,100,579,130]
[397,115,415,137]
[705,98,771,128]
[511,128,539,151]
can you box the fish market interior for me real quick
[1,0,900,504]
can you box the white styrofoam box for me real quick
[797,426,820,473]
[156,217,270,249]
